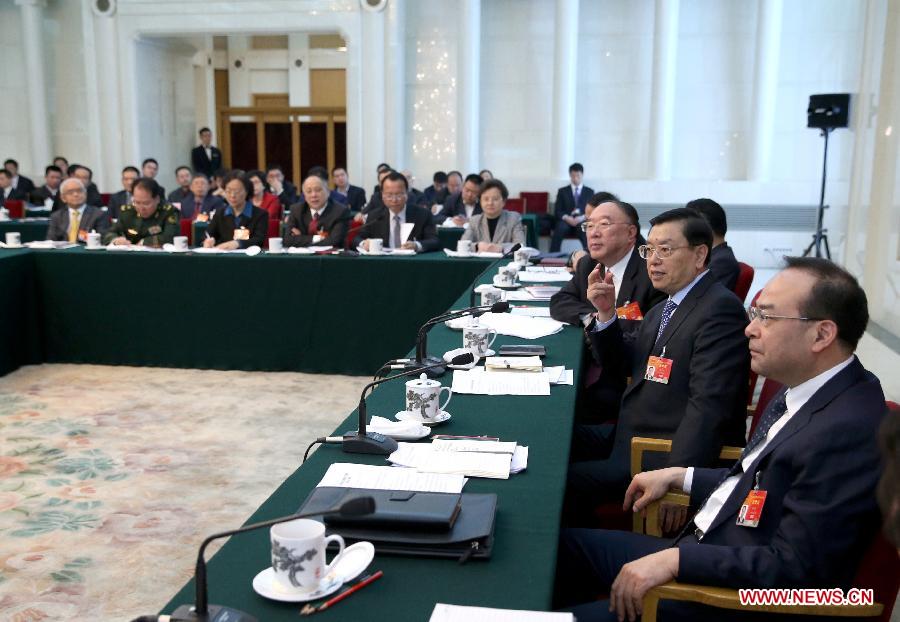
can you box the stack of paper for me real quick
[444,249,503,258]
[525,266,570,274]
[510,306,552,317]
[451,368,551,396]
[389,443,512,479]
[430,439,529,474]
[477,313,565,339]
[544,366,574,385]
[484,356,543,372]
[516,271,573,283]
[524,285,562,300]
[316,463,466,493]
[430,604,573,621]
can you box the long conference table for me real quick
[0,246,583,620]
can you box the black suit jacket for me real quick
[354,204,440,253]
[554,184,594,218]
[273,181,298,212]
[179,194,225,221]
[12,175,35,196]
[550,247,665,329]
[335,185,366,213]
[679,358,885,591]
[107,190,131,219]
[590,272,749,470]
[206,202,269,248]
[709,242,740,292]
[46,205,110,241]
[29,186,64,211]
[283,200,351,248]
[435,192,481,223]
[191,145,222,178]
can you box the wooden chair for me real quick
[637,401,900,621]
[734,262,755,303]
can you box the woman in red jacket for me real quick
[247,169,282,220]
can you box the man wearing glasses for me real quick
[354,170,439,253]
[46,178,109,242]
[555,257,885,622]
[551,196,666,421]
[103,178,178,247]
[563,208,749,526]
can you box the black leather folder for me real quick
[297,486,497,561]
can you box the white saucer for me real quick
[252,568,341,603]
[492,277,520,290]
[396,410,451,427]
[480,349,496,358]
[252,541,375,603]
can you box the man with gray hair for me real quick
[46,178,109,242]
[283,173,351,248]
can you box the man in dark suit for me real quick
[355,170,440,253]
[284,174,351,248]
[29,165,65,211]
[167,166,193,204]
[688,198,741,291]
[555,257,886,622]
[107,166,140,219]
[46,178,109,241]
[179,173,225,221]
[266,165,298,213]
[551,162,594,252]
[435,173,483,225]
[3,159,35,196]
[331,166,367,213]
[190,127,222,179]
[0,169,28,204]
[551,197,666,421]
[423,171,449,207]
[564,208,749,524]
[66,164,103,208]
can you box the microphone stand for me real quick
[468,242,521,307]
[164,496,375,622]
[344,352,475,455]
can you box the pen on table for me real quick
[300,570,383,615]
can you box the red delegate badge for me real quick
[736,490,767,527]
[644,355,673,384]
[617,301,643,320]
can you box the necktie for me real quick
[392,215,401,248]
[308,212,319,236]
[574,186,580,206]
[655,299,677,344]
[740,392,788,459]
[68,209,80,243]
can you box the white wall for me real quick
[134,38,197,191]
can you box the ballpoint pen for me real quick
[299,570,383,615]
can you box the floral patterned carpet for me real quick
[0,364,364,621]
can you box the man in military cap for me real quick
[103,177,179,247]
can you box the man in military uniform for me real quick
[103,178,179,247]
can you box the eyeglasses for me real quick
[383,193,407,200]
[747,306,823,325]
[638,244,691,259]
[224,189,245,196]
[580,221,630,233]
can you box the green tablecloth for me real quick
[0,249,42,376]
[0,219,50,243]
[161,279,582,620]
[27,248,494,375]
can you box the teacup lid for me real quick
[408,373,439,387]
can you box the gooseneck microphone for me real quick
[342,352,475,455]
[139,496,375,622]
[468,243,522,307]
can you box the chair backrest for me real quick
[734,262,754,302]
[266,219,280,247]
[748,378,783,437]
[4,199,24,218]
[854,532,900,622]
[179,219,192,245]
[505,197,524,213]
[346,220,363,249]
[520,191,549,215]
[100,193,111,207]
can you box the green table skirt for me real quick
[28,248,494,375]
[0,249,42,375]
[0,219,50,243]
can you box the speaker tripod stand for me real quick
[803,127,833,259]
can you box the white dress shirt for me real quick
[685,355,856,536]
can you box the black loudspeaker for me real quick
[807,94,850,129]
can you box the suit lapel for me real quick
[655,273,715,351]
[616,247,642,307]
[704,358,865,535]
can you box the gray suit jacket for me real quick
[47,205,109,242]
[461,210,526,252]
